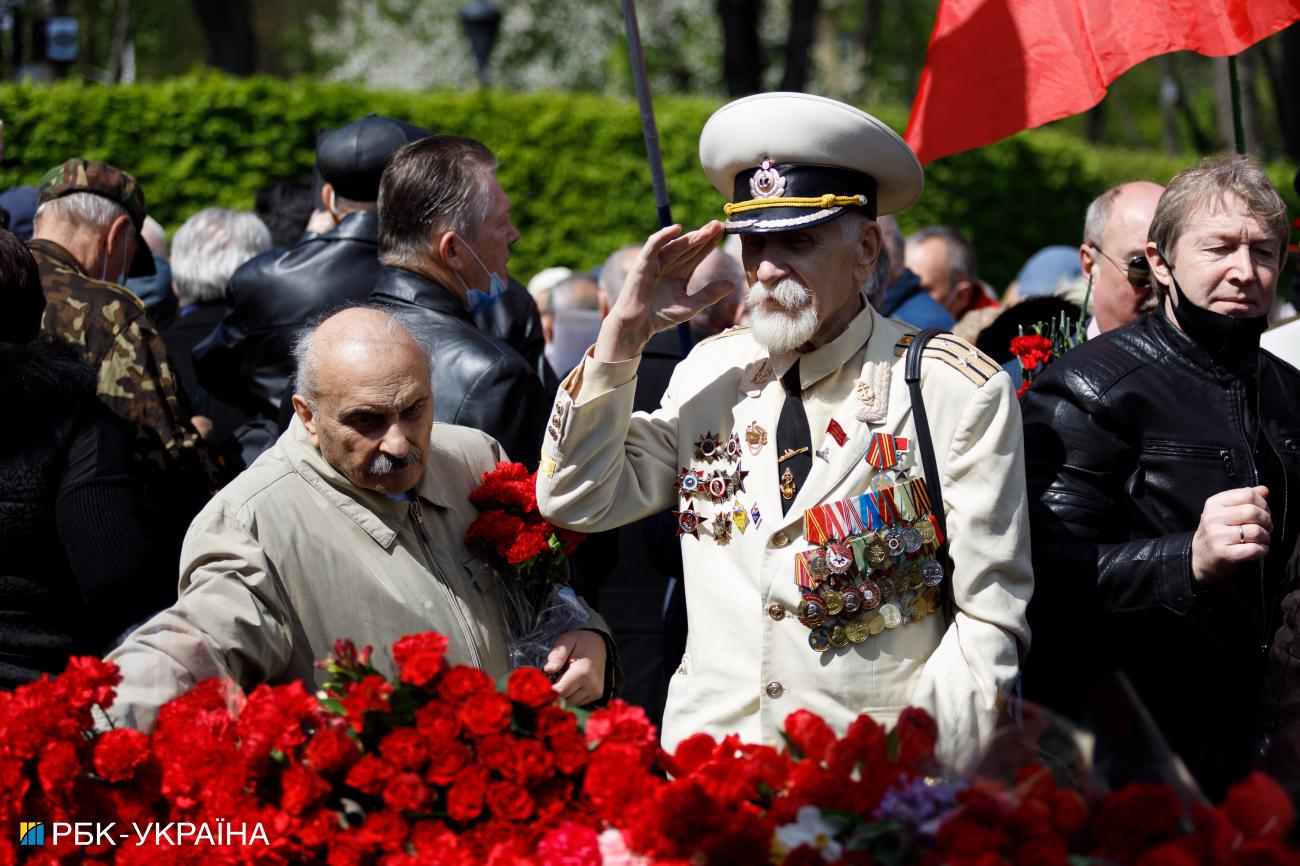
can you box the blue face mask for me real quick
[455,240,508,314]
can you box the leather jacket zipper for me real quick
[410,499,484,669]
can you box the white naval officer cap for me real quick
[699,92,924,234]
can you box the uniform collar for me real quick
[779,296,874,390]
[28,238,89,277]
[283,415,453,548]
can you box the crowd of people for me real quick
[1,92,1299,803]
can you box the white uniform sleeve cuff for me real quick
[567,348,641,403]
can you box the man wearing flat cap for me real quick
[537,93,1032,769]
[194,114,430,427]
[30,158,218,561]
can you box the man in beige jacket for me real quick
[108,307,609,731]
[536,93,1032,770]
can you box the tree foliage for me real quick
[0,75,1293,288]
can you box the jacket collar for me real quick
[282,415,454,549]
[1145,310,1257,384]
[28,238,88,276]
[372,266,474,325]
[771,297,874,391]
[325,209,379,244]
[879,268,923,317]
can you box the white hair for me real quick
[171,207,273,307]
[36,192,129,232]
[746,276,819,354]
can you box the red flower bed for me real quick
[0,634,1295,865]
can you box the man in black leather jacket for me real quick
[193,115,429,422]
[369,134,549,471]
[1021,156,1300,800]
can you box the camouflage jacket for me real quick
[30,238,217,488]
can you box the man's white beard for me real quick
[746,277,818,354]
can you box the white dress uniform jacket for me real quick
[536,303,1032,769]
[107,418,519,731]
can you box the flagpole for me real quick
[1228,55,1246,154]
[620,0,694,355]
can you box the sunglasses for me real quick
[1092,246,1152,292]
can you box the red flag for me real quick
[905,0,1300,165]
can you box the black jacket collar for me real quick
[370,266,473,324]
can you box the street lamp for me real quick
[459,0,501,87]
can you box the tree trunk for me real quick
[779,0,819,92]
[1258,23,1300,161]
[108,0,130,82]
[191,0,256,76]
[1083,101,1105,144]
[1157,55,1179,154]
[718,0,764,97]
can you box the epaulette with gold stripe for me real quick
[695,325,752,347]
[893,333,1000,386]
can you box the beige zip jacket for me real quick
[107,419,526,731]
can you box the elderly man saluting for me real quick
[537,93,1032,769]
[108,307,610,730]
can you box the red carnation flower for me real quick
[894,706,938,766]
[447,766,489,823]
[535,705,579,740]
[1221,772,1295,840]
[341,674,393,731]
[585,700,656,765]
[1010,333,1054,370]
[38,739,81,803]
[549,731,591,775]
[384,771,431,813]
[281,761,331,815]
[507,668,557,709]
[439,666,495,703]
[425,740,472,787]
[392,632,450,687]
[345,754,395,796]
[415,701,462,745]
[380,728,428,770]
[304,725,361,776]
[537,822,601,866]
[486,780,534,822]
[93,728,149,783]
[460,691,513,737]
[784,708,837,763]
[360,808,410,851]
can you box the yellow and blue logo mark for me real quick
[19,822,44,846]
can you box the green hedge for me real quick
[1,73,1293,290]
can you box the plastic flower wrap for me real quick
[464,461,588,669]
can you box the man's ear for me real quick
[437,230,468,273]
[852,219,883,287]
[320,182,336,215]
[1080,244,1098,279]
[1146,240,1171,285]
[106,214,133,261]
[291,395,320,447]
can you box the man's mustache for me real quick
[369,449,423,475]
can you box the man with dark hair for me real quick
[906,224,996,339]
[369,134,550,470]
[1022,155,1300,799]
[873,215,955,331]
[194,115,430,423]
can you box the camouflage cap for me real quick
[37,158,154,277]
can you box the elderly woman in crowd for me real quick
[1020,155,1300,799]
[0,229,173,687]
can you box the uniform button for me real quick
[772,531,790,548]
[767,603,786,621]
[765,681,784,698]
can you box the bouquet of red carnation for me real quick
[1010,284,1091,399]
[464,461,589,669]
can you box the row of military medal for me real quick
[794,522,946,652]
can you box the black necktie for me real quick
[777,359,813,514]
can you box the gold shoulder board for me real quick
[893,333,1000,386]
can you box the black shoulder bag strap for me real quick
[904,328,956,624]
